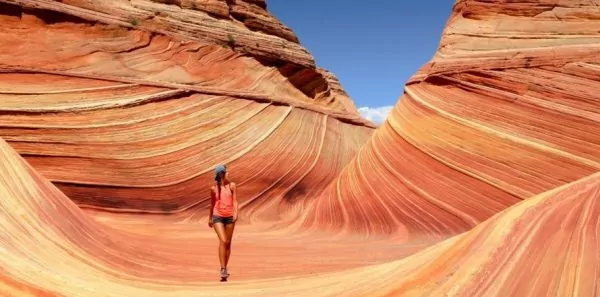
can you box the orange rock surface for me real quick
[0,0,374,214]
[0,0,599,296]
[303,0,600,239]
[1,137,598,296]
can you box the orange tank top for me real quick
[213,183,234,217]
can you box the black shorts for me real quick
[212,215,235,225]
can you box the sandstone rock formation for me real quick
[1,135,598,297]
[0,0,374,214]
[375,172,600,297]
[0,0,362,114]
[302,0,600,239]
[0,0,599,296]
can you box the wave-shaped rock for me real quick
[1,135,597,296]
[0,136,431,295]
[0,0,374,213]
[0,0,599,296]
[0,0,363,114]
[303,0,600,238]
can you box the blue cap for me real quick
[215,164,227,179]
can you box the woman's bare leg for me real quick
[224,222,236,267]
[213,223,228,269]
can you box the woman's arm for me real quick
[208,186,215,227]
[232,182,239,221]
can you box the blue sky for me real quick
[268,1,455,123]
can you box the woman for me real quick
[208,164,238,280]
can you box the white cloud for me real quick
[358,106,393,125]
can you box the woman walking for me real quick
[208,164,238,281]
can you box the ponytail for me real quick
[215,174,222,200]
[214,164,226,201]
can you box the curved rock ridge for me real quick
[413,0,600,80]
[0,0,362,116]
[0,136,435,295]
[0,0,375,213]
[375,171,600,297]
[0,137,597,297]
[157,0,300,43]
[0,72,373,213]
[302,0,600,238]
